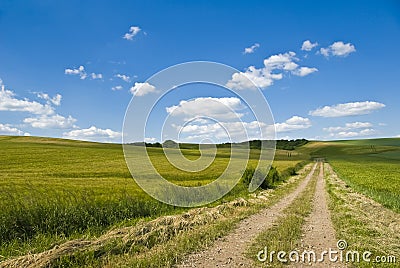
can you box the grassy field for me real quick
[301,138,400,212]
[0,135,305,261]
[1,135,399,266]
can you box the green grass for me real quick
[301,138,400,212]
[246,163,318,267]
[325,163,399,268]
[43,164,315,267]
[0,135,306,261]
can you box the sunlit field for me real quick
[0,136,303,258]
[302,138,400,212]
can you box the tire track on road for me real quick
[177,163,318,268]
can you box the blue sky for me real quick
[0,0,399,142]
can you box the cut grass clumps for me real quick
[0,197,250,268]
[0,190,174,244]
[0,136,310,263]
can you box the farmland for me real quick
[1,136,399,267]
[302,138,400,212]
[0,135,304,261]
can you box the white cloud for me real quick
[225,66,282,90]
[0,123,28,136]
[90,73,103,80]
[333,128,376,139]
[323,121,377,139]
[123,26,141,40]
[396,134,400,138]
[226,51,318,90]
[130,82,157,96]
[65,65,87,79]
[320,47,330,57]
[323,122,373,132]
[243,43,260,54]
[144,137,157,143]
[0,82,76,133]
[264,51,298,69]
[111,85,123,91]
[166,97,245,121]
[292,67,318,77]
[175,120,271,143]
[275,116,311,133]
[301,40,318,51]
[0,88,54,115]
[63,126,122,142]
[320,41,356,57]
[37,93,62,106]
[115,74,131,82]
[24,114,77,129]
[309,101,385,117]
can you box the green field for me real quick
[300,138,400,212]
[0,135,304,260]
[1,135,399,266]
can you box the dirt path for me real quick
[177,163,318,268]
[296,162,337,267]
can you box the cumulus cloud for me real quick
[332,128,376,139]
[323,122,373,132]
[37,93,62,106]
[24,114,77,129]
[323,121,376,139]
[115,74,131,82]
[144,137,157,143]
[320,41,356,57]
[226,51,317,90]
[301,40,318,51]
[177,115,312,143]
[264,51,298,69]
[65,65,87,79]
[111,85,123,91]
[225,66,283,90]
[63,126,122,142]
[166,97,245,121]
[0,123,29,136]
[0,81,77,135]
[292,67,318,77]
[175,119,271,143]
[123,26,141,40]
[243,43,260,54]
[130,82,157,96]
[90,73,103,80]
[0,87,54,115]
[309,101,385,117]
[275,116,312,133]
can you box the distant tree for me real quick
[163,140,179,148]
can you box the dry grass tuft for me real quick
[0,198,249,268]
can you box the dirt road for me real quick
[296,162,337,267]
[177,163,319,267]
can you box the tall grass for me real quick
[0,136,306,259]
[298,139,400,212]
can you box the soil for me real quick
[296,162,338,267]
[177,163,319,267]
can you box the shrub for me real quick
[242,166,279,190]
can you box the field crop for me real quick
[0,136,305,260]
[302,138,400,212]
